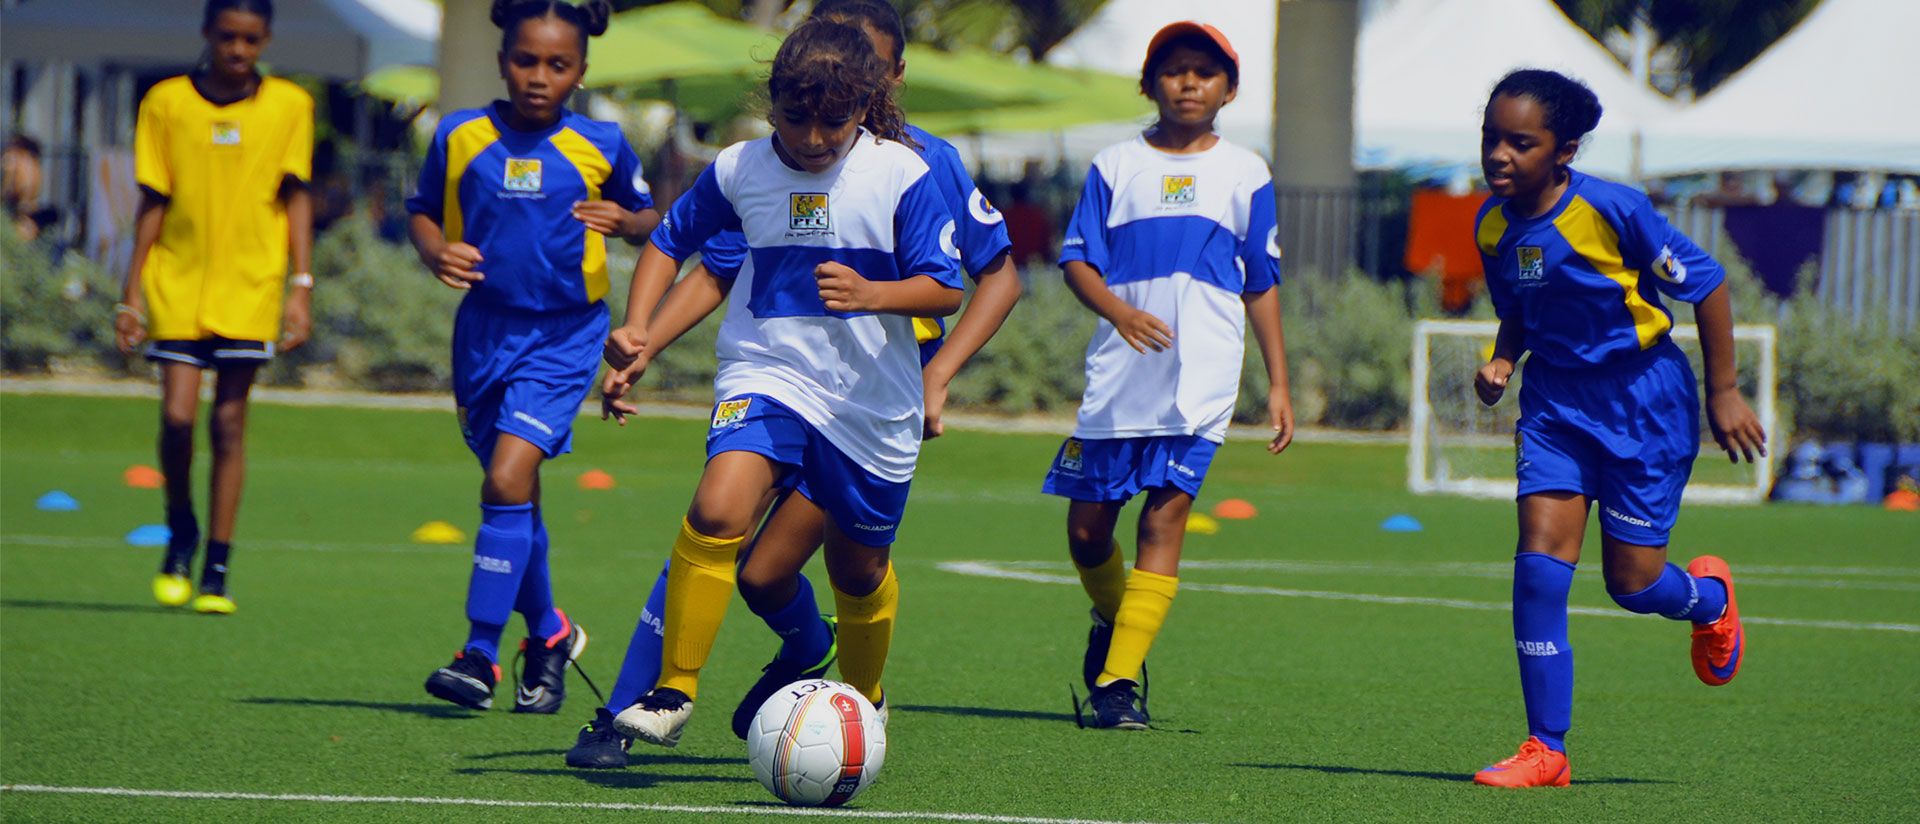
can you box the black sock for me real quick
[162,506,199,573]
[201,541,231,595]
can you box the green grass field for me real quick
[3,391,1917,822]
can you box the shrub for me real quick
[0,232,122,372]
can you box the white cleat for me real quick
[613,688,693,748]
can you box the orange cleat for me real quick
[1688,555,1744,686]
[1473,737,1570,788]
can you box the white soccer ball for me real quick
[746,679,887,807]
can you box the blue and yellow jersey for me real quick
[1476,169,1724,369]
[406,103,653,312]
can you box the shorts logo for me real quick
[457,407,473,441]
[1160,175,1196,206]
[1059,438,1084,473]
[968,188,1004,225]
[1603,506,1653,529]
[712,398,752,429]
[511,410,554,435]
[1167,459,1196,478]
[1514,431,1530,473]
[504,158,543,192]
[790,193,830,232]
[211,122,241,146]
[853,522,896,533]
[1517,246,1545,283]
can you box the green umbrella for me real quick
[360,64,437,107]
[910,52,1150,134]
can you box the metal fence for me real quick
[1667,204,1920,332]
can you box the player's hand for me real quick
[1475,358,1515,406]
[1111,307,1174,353]
[603,324,649,371]
[573,200,631,237]
[280,289,312,352]
[922,370,950,439]
[815,262,881,312]
[113,300,147,354]
[1707,387,1767,464]
[1266,387,1295,455]
[600,359,648,427]
[432,242,485,289]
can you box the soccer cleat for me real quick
[152,573,192,607]
[874,695,889,728]
[1474,737,1571,787]
[191,593,236,615]
[565,707,633,769]
[425,650,500,710]
[514,613,589,714]
[731,615,838,739]
[613,687,693,748]
[1688,555,1744,686]
[1079,680,1150,730]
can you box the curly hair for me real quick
[491,0,613,55]
[1486,69,1603,148]
[768,17,912,148]
[812,0,907,66]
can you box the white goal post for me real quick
[1407,319,1779,505]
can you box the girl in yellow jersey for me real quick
[115,0,313,615]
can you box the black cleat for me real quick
[731,615,838,740]
[565,707,633,769]
[1081,679,1150,730]
[425,651,499,710]
[513,615,589,714]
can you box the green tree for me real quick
[1553,0,1821,95]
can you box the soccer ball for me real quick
[746,679,886,806]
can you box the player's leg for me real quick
[1066,499,1126,691]
[1084,486,1189,730]
[822,525,893,712]
[192,360,260,614]
[1476,491,1586,788]
[732,491,837,740]
[425,433,546,710]
[152,359,203,606]
[512,475,591,714]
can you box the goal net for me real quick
[1407,319,1778,505]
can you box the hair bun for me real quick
[581,0,612,37]
[489,0,517,29]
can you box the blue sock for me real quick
[1610,562,1728,623]
[753,572,833,665]
[514,507,566,641]
[463,503,535,663]
[1513,552,1575,753]
[606,559,670,712]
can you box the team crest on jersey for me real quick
[211,122,241,146]
[1059,439,1084,473]
[790,193,831,232]
[504,158,543,192]
[968,188,1004,225]
[1516,246,1545,282]
[1160,175,1196,206]
[712,398,752,429]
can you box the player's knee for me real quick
[481,468,535,506]
[736,567,787,612]
[160,404,197,435]
[824,550,887,597]
[1603,566,1663,603]
[209,406,247,450]
[683,503,750,540]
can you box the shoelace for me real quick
[1493,740,1549,769]
[510,639,607,706]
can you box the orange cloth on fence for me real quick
[1404,188,1490,312]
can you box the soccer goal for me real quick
[1407,319,1778,505]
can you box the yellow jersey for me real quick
[134,74,313,341]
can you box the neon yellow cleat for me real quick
[192,593,237,615]
[153,574,192,607]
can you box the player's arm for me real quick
[1694,282,1766,463]
[115,188,168,353]
[572,201,660,245]
[1475,315,1525,407]
[921,252,1020,438]
[601,262,731,426]
[814,263,962,317]
[1244,286,1294,454]
[1064,260,1172,353]
[605,242,681,371]
[408,213,484,290]
[280,176,313,350]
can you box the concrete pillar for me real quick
[1271,0,1359,278]
[438,0,499,113]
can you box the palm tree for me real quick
[1554,0,1822,95]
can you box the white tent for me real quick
[0,0,439,80]
[1640,0,1920,175]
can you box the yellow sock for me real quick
[832,563,898,706]
[1073,542,1127,622]
[1098,568,1178,687]
[656,518,744,700]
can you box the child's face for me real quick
[1150,44,1235,127]
[1481,93,1576,200]
[203,10,270,80]
[499,18,586,126]
[770,94,867,173]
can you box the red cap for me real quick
[1142,21,1239,77]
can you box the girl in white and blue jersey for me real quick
[597,17,962,748]
[1044,22,1293,730]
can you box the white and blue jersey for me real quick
[650,129,962,540]
[1043,134,1279,503]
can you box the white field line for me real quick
[982,559,1920,592]
[0,784,1175,824]
[938,561,1920,634]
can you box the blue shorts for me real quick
[705,394,912,547]
[452,298,609,468]
[1517,340,1699,545]
[1040,435,1220,503]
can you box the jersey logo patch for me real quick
[1059,438,1084,473]
[211,122,241,146]
[939,220,961,260]
[712,398,752,429]
[1655,245,1688,284]
[1516,246,1545,283]
[790,193,831,232]
[1161,175,1196,206]
[968,188,1004,225]
[504,159,543,193]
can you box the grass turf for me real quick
[2,391,1916,822]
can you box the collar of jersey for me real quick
[485,100,572,142]
[770,127,868,176]
[1133,130,1225,161]
[1501,168,1587,226]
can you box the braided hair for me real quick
[491,0,613,54]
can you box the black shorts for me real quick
[146,337,276,369]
